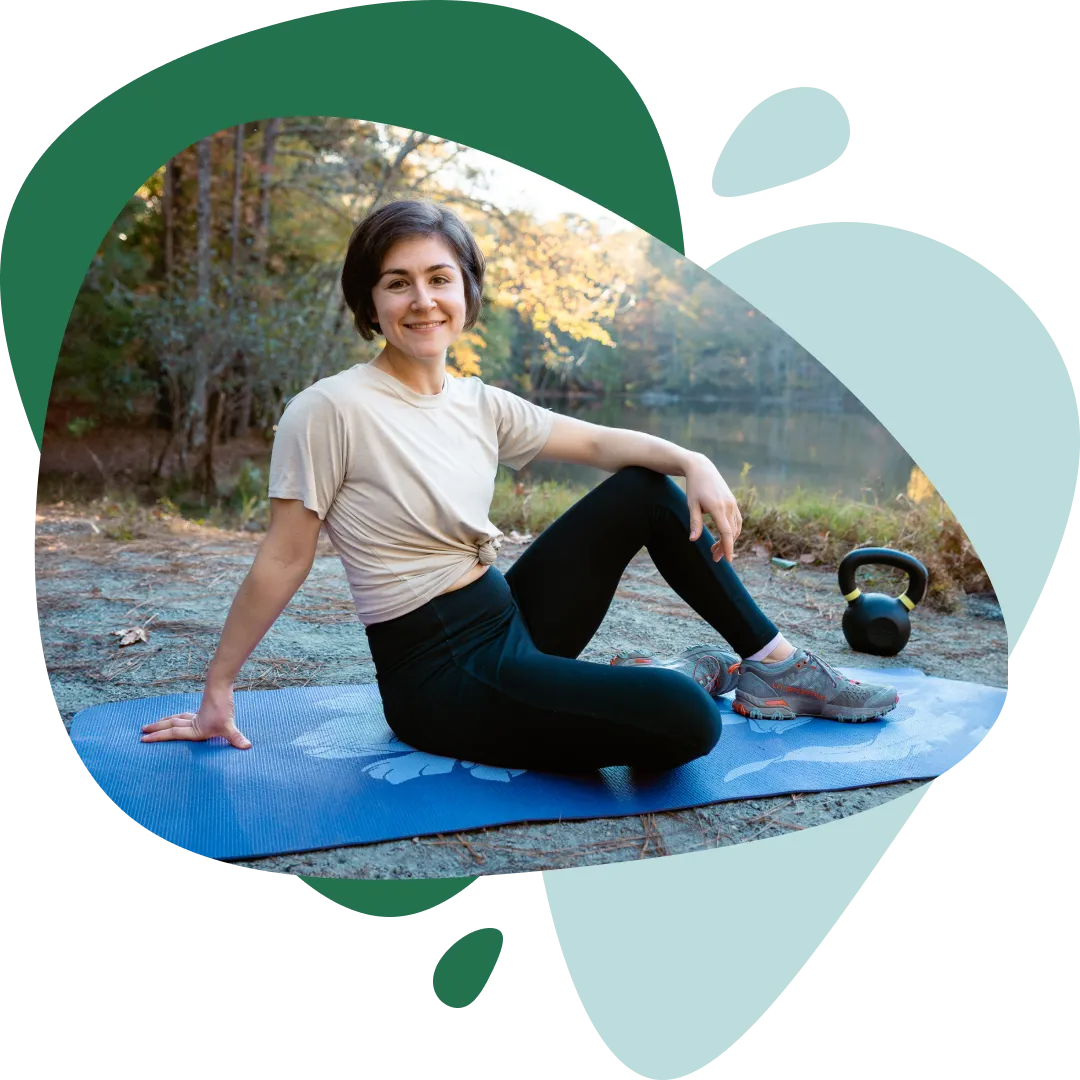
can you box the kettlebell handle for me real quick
[838,547,929,610]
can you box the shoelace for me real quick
[799,650,859,687]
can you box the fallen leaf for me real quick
[752,544,769,557]
[799,554,816,564]
[112,627,150,647]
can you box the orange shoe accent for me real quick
[727,661,741,675]
[764,698,789,707]
[732,701,752,717]
[779,685,828,701]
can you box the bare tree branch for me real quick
[408,145,467,191]
[442,193,523,239]
[272,179,355,223]
[369,130,430,211]
[274,148,333,164]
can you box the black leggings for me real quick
[365,466,780,773]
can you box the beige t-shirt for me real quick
[268,362,555,625]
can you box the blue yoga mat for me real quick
[68,668,1005,860]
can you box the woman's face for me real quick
[371,234,467,362]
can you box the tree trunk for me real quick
[244,118,280,447]
[315,274,349,383]
[236,365,254,439]
[155,371,187,478]
[230,124,250,438]
[163,157,177,285]
[230,124,244,272]
[156,157,180,434]
[256,118,280,269]
[202,388,224,497]
[189,136,214,496]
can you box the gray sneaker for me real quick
[734,648,899,723]
[610,643,741,697]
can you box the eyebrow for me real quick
[378,263,455,280]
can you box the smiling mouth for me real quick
[404,321,446,329]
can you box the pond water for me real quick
[520,394,923,504]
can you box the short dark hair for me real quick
[341,199,486,341]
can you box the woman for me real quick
[141,200,898,771]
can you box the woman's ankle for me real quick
[758,636,796,664]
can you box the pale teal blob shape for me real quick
[544,786,927,1078]
[710,223,1078,653]
[712,88,849,195]
[544,222,1078,1077]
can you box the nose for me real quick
[411,285,436,310]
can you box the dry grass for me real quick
[732,482,990,611]
[490,474,991,613]
[40,468,992,615]
[489,474,583,535]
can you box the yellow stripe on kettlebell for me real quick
[898,592,916,611]
[843,588,862,602]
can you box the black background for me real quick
[21,6,1067,1071]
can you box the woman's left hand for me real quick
[684,453,742,562]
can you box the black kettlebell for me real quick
[838,547,929,656]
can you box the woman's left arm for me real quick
[535,414,742,562]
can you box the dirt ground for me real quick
[36,504,1008,879]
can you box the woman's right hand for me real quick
[136,499,322,753]
[141,685,252,749]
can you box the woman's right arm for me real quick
[140,498,324,748]
[204,498,324,693]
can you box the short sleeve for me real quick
[267,387,348,519]
[482,383,555,470]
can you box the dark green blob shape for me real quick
[300,875,475,917]
[2,1,683,448]
[433,928,504,1008]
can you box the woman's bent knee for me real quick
[608,465,666,492]
[648,717,720,770]
[646,670,722,765]
[606,466,687,513]
[679,705,722,761]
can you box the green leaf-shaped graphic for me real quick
[300,875,476,917]
[429,924,505,1006]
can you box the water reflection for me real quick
[524,396,919,503]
